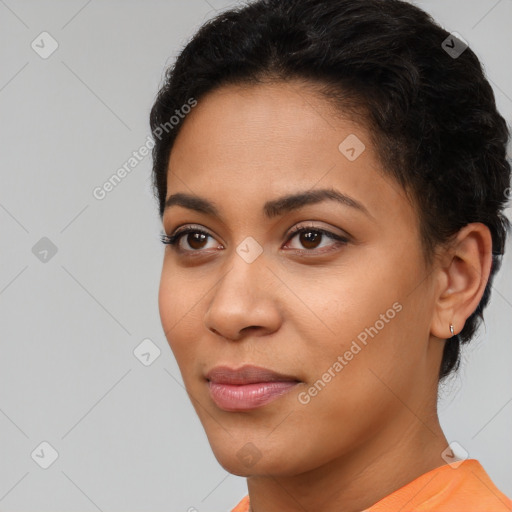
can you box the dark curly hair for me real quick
[149,0,511,380]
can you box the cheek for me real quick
[287,277,415,447]
[291,260,398,344]
[297,289,403,391]
[158,266,177,340]
[294,246,424,384]
[158,264,199,359]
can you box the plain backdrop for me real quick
[0,0,511,510]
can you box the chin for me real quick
[209,440,303,477]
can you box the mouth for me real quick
[205,364,301,411]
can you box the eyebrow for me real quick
[164,188,372,220]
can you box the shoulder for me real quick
[368,459,512,512]
[228,460,511,512]
[230,494,249,512]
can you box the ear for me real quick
[430,223,493,339]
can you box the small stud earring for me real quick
[450,323,454,336]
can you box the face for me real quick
[158,81,443,477]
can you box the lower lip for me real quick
[208,381,299,411]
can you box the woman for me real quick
[149,0,512,510]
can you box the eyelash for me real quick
[160,223,349,255]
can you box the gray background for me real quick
[0,0,511,510]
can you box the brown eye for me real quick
[161,226,221,252]
[285,226,349,253]
[186,232,209,250]
[298,230,322,249]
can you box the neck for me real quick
[246,411,449,512]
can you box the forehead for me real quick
[166,81,409,224]
[170,81,360,164]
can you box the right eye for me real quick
[160,226,223,253]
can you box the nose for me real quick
[203,249,282,342]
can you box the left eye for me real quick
[285,227,348,252]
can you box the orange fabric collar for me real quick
[230,459,512,512]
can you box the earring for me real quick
[449,323,454,336]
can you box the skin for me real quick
[158,80,492,512]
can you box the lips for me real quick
[205,364,301,411]
[205,364,300,385]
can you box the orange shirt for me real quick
[230,459,512,512]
